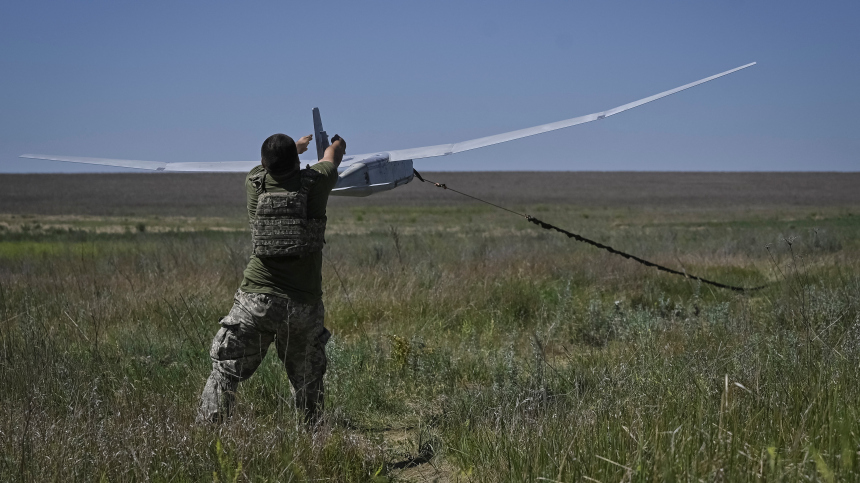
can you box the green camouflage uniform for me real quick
[197,161,339,423]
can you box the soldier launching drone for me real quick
[197,131,346,424]
[20,64,759,419]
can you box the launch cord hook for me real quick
[412,169,765,293]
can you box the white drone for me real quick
[22,63,755,197]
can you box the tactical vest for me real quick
[251,169,326,257]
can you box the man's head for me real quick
[261,134,299,177]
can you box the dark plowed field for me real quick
[1,172,857,216]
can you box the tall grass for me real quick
[0,204,858,481]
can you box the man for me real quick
[197,132,346,424]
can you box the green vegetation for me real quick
[1,204,858,481]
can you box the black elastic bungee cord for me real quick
[412,169,765,293]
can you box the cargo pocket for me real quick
[209,315,243,361]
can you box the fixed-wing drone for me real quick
[22,63,755,197]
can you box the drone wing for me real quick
[18,154,170,171]
[21,63,754,172]
[384,62,755,162]
[17,154,320,172]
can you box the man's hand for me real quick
[296,134,313,155]
[330,134,346,155]
[322,134,347,168]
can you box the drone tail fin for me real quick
[312,107,330,161]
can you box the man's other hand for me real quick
[322,135,347,168]
[296,134,313,155]
[330,134,346,155]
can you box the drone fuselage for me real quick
[332,153,413,197]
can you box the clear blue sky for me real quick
[1,0,857,172]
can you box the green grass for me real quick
[1,204,858,481]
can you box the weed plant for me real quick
[0,204,858,481]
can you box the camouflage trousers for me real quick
[197,290,330,424]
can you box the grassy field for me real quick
[1,172,859,481]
